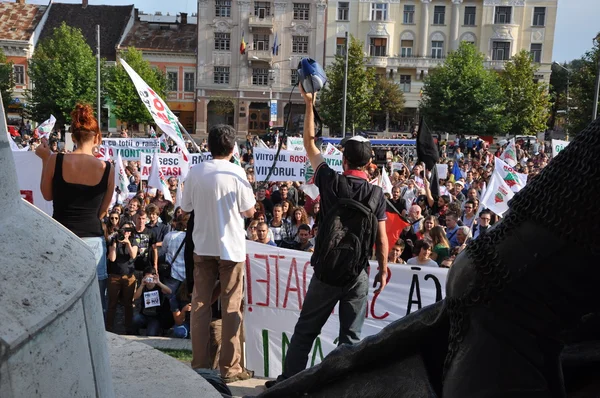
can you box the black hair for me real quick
[143,266,157,276]
[298,224,311,233]
[413,239,431,254]
[208,124,236,157]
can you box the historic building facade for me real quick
[195,0,327,135]
[324,0,557,132]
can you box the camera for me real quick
[117,227,135,241]
[145,277,154,284]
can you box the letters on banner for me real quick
[551,139,569,158]
[99,138,159,161]
[243,241,448,378]
[139,153,189,181]
[254,148,343,182]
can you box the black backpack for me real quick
[312,175,382,286]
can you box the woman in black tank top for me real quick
[36,104,115,315]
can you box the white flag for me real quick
[500,138,518,167]
[256,139,269,149]
[147,152,173,202]
[37,115,56,140]
[119,58,190,161]
[175,181,183,208]
[325,143,342,156]
[232,142,241,166]
[114,150,130,202]
[480,171,514,217]
[493,157,527,193]
[551,139,569,158]
[8,133,27,151]
[380,167,393,195]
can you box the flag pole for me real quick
[176,121,202,153]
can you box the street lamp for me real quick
[553,62,572,137]
[592,33,600,121]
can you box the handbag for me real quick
[158,238,186,280]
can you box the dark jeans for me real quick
[132,313,161,336]
[281,269,369,379]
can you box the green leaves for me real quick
[27,22,97,126]
[0,49,14,115]
[420,42,507,136]
[105,47,168,128]
[499,50,550,136]
[319,35,378,135]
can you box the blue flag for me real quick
[452,161,463,181]
[272,32,278,55]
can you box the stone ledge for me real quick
[107,333,221,398]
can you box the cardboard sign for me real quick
[143,290,160,308]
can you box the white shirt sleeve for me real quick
[180,173,194,212]
[237,178,256,213]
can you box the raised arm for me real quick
[299,84,324,171]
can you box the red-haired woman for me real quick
[36,103,115,314]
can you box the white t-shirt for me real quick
[407,257,439,268]
[181,158,256,262]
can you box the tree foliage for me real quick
[27,22,97,127]
[499,50,550,136]
[548,61,570,130]
[319,35,378,134]
[0,48,13,115]
[419,42,507,135]
[105,47,167,128]
[567,36,600,134]
[373,76,405,123]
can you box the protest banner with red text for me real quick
[139,153,188,181]
[244,241,448,378]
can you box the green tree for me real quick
[27,22,97,126]
[373,76,405,132]
[419,42,506,135]
[548,61,570,130]
[105,47,167,129]
[319,35,378,134]
[567,35,600,134]
[0,49,13,114]
[499,50,550,136]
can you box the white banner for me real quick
[189,152,214,168]
[139,153,188,181]
[100,138,159,161]
[120,59,191,160]
[493,156,526,193]
[244,241,448,378]
[286,137,304,152]
[551,139,569,158]
[12,151,53,216]
[253,148,309,181]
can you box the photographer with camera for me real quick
[106,222,138,334]
[131,267,172,336]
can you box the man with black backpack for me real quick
[265,84,389,388]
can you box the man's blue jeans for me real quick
[132,314,161,336]
[281,269,369,379]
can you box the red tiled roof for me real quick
[0,3,47,41]
[121,20,197,54]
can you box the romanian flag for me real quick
[240,32,246,55]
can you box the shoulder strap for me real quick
[172,237,186,260]
[54,153,64,183]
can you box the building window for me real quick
[293,3,310,20]
[167,71,178,91]
[336,37,347,56]
[254,1,271,18]
[215,0,231,17]
[13,65,24,85]
[433,6,445,25]
[214,32,231,51]
[530,43,542,63]
[253,34,270,51]
[431,41,444,59]
[292,36,309,53]
[214,67,230,84]
[492,41,511,60]
[533,7,546,26]
[252,68,269,85]
[184,72,195,92]
[464,6,476,26]
[403,5,414,24]
[399,75,411,92]
[337,2,349,21]
[401,40,413,57]
[494,6,511,24]
[291,69,299,85]
[369,37,387,57]
[371,3,388,21]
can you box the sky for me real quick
[20,0,600,62]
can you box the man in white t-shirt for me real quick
[181,124,256,383]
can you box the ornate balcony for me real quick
[247,50,273,64]
[248,15,274,32]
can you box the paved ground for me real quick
[121,336,269,397]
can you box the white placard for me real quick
[139,153,188,181]
[286,137,304,152]
[435,164,448,180]
[143,290,160,308]
[100,138,159,160]
[551,139,569,158]
[244,241,448,378]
